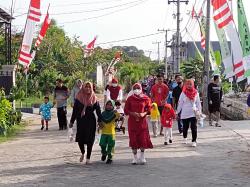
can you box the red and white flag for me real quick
[35,11,51,48]
[18,0,41,67]
[191,6,195,19]
[84,36,97,58]
[212,0,245,81]
[198,8,203,17]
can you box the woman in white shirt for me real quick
[177,79,201,147]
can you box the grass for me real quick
[0,123,26,143]
[15,96,53,108]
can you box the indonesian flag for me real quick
[84,36,97,58]
[18,0,41,67]
[191,6,195,19]
[198,8,203,17]
[200,33,206,50]
[212,0,245,82]
[35,11,51,48]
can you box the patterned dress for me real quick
[39,102,53,121]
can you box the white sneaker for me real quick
[139,152,146,165]
[132,154,138,165]
[183,138,188,144]
[192,142,197,147]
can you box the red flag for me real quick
[191,6,195,18]
[198,8,203,17]
[84,36,97,57]
[201,34,206,50]
[35,11,51,48]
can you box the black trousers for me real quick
[182,117,197,142]
[78,142,94,159]
[57,106,67,130]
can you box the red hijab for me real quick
[182,79,197,101]
[131,83,149,101]
[76,82,97,116]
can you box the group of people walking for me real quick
[38,74,224,165]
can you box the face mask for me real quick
[133,89,142,95]
[112,83,118,87]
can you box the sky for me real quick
[1,0,250,60]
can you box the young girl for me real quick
[161,104,176,145]
[39,96,54,131]
[99,100,120,164]
[150,103,160,137]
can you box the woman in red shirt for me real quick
[124,83,153,165]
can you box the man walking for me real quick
[208,75,223,127]
[54,79,69,130]
[151,74,169,135]
[172,74,183,134]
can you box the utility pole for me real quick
[203,0,211,114]
[152,41,161,64]
[158,29,170,78]
[168,0,189,73]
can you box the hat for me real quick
[112,78,118,83]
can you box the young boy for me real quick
[39,96,54,131]
[99,100,120,164]
[115,101,125,134]
[150,103,160,137]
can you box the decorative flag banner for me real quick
[84,36,97,58]
[212,0,245,82]
[200,33,206,50]
[105,51,123,76]
[35,11,51,48]
[214,22,234,78]
[191,6,195,19]
[214,50,222,66]
[237,0,250,83]
[200,16,220,74]
[18,0,41,67]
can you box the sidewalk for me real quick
[221,120,250,146]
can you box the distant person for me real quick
[54,79,69,130]
[69,82,102,164]
[115,101,125,134]
[151,74,169,135]
[71,79,83,107]
[161,104,176,145]
[39,96,54,131]
[106,78,123,102]
[172,75,184,134]
[208,75,223,127]
[177,79,201,147]
[124,83,153,165]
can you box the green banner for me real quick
[238,0,250,78]
[214,51,221,66]
[200,17,219,74]
[214,22,234,78]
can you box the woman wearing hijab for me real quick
[69,82,102,164]
[124,83,153,165]
[176,79,201,147]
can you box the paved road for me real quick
[0,112,250,187]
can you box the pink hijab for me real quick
[76,82,97,116]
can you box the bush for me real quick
[0,89,22,136]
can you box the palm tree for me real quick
[181,57,203,82]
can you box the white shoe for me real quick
[139,152,146,165]
[192,142,197,147]
[183,138,188,144]
[132,154,138,165]
[86,159,91,164]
